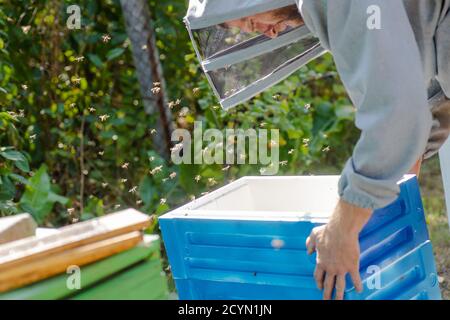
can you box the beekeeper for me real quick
[185,0,450,299]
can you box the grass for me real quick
[419,156,450,300]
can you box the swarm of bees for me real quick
[10,25,332,221]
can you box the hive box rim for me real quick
[159,174,417,223]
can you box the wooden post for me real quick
[439,138,450,230]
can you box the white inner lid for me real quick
[166,176,340,221]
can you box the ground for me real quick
[420,156,450,300]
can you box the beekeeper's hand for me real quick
[306,199,372,300]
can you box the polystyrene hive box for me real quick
[159,175,441,300]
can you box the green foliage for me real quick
[19,165,68,224]
[1,148,29,172]
[0,146,29,201]
[0,0,358,226]
[0,111,30,215]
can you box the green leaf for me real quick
[139,176,155,207]
[14,158,30,172]
[0,150,24,161]
[19,165,68,224]
[47,192,69,205]
[106,47,125,61]
[178,163,200,192]
[87,53,104,68]
[287,129,302,139]
[0,176,15,201]
[0,150,30,172]
[84,196,104,218]
[155,203,169,215]
[0,200,19,215]
[8,173,29,185]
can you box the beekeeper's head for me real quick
[222,5,304,38]
[185,0,326,109]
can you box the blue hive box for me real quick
[159,175,441,300]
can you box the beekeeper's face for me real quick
[223,5,304,38]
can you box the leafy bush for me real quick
[0,112,30,215]
[0,0,358,227]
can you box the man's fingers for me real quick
[306,233,316,255]
[334,274,346,300]
[350,270,363,292]
[314,266,325,290]
[323,273,336,300]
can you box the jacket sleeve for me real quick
[299,0,433,209]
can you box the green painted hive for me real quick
[0,235,169,300]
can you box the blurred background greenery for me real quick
[0,0,448,297]
[0,0,359,223]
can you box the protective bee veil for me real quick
[185,0,326,109]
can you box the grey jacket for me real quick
[297,0,450,209]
